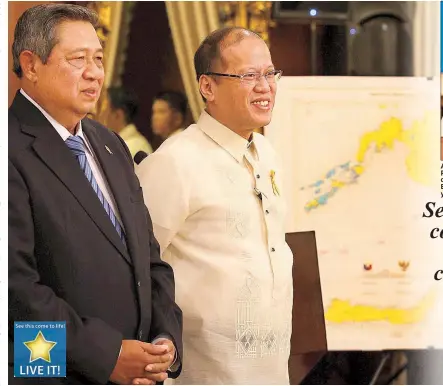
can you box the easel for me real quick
[286,231,327,384]
[369,350,408,385]
[302,350,408,384]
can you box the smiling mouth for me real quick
[251,100,270,109]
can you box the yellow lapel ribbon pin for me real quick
[270,170,280,196]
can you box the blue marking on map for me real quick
[325,169,336,178]
[317,194,329,205]
[301,159,364,212]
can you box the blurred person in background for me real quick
[107,87,153,158]
[137,27,292,384]
[151,91,187,142]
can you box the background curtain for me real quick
[103,1,123,88]
[166,1,220,121]
[93,1,123,122]
[412,1,439,78]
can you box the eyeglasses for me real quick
[204,69,283,84]
[66,55,104,70]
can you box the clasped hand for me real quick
[110,339,175,385]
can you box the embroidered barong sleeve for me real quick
[136,153,190,254]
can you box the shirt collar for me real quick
[20,88,93,154]
[197,110,255,163]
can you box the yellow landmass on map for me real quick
[400,112,438,187]
[356,117,403,163]
[302,108,438,212]
[355,111,438,187]
[325,287,436,324]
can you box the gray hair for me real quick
[12,3,98,78]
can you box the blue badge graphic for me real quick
[14,321,66,377]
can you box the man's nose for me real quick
[83,60,104,80]
[254,75,271,92]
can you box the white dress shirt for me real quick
[137,110,293,385]
[20,89,123,225]
[120,123,153,158]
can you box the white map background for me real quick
[266,77,443,350]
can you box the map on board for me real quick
[265,77,443,350]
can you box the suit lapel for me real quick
[11,92,131,264]
[82,120,139,266]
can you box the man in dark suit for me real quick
[8,4,182,384]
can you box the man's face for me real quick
[34,20,104,121]
[210,36,277,133]
[152,99,176,137]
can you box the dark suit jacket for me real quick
[8,91,183,384]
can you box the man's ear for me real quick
[199,75,216,102]
[19,50,39,82]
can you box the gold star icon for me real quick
[23,331,57,363]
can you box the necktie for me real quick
[65,135,126,246]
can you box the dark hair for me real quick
[12,3,98,78]
[108,87,139,124]
[194,26,262,81]
[154,91,188,118]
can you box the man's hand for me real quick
[149,338,176,371]
[109,340,171,385]
[131,339,176,385]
